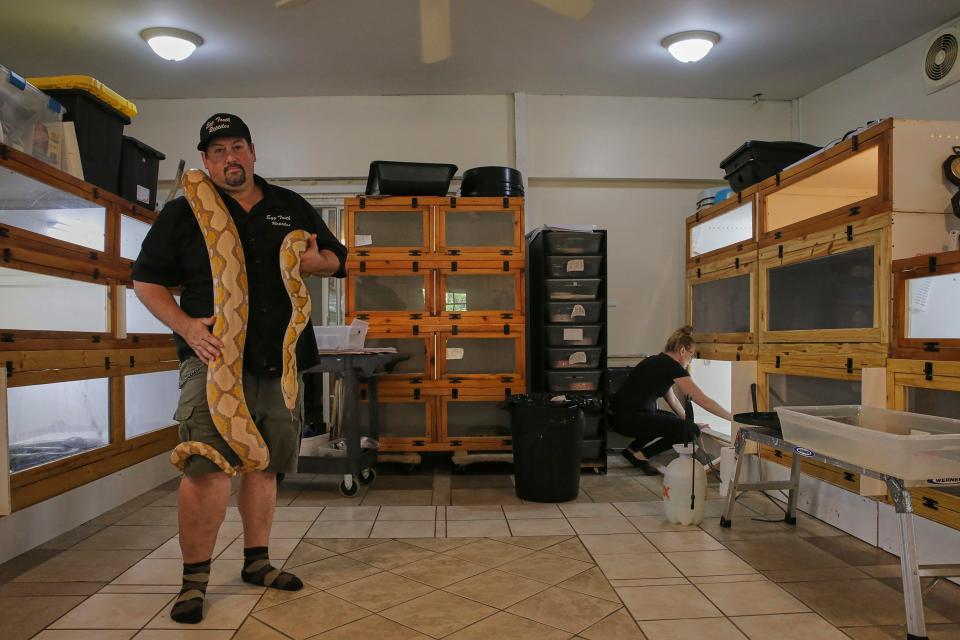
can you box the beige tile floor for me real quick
[2,455,960,639]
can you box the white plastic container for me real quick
[663,443,707,525]
[313,319,368,351]
[0,65,63,168]
[775,405,960,483]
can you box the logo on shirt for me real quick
[266,213,292,227]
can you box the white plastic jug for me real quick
[662,443,707,525]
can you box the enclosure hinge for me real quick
[451,261,458,271]
[775,355,781,368]
[500,249,513,256]
[0,333,13,343]
[132,335,140,344]
[89,251,98,261]
[449,313,461,320]
[409,313,422,320]
[356,250,369,256]
[411,197,418,208]
[359,196,366,208]
[774,231,782,240]
[846,358,854,374]
[409,250,421,256]
[503,260,509,272]
[773,449,783,458]
[450,440,463,447]
[502,196,509,208]
[502,438,512,445]
[500,313,513,320]
[843,472,856,482]
[0,226,8,238]
[450,196,457,208]
[359,261,366,272]
[921,496,939,510]
[91,335,101,343]
[409,377,423,384]
[413,440,425,447]
[503,324,510,335]
[736,243,744,251]
[924,341,940,352]
[849,205,861,216]
[846,225,853,241]
[449,377,462,384]
[929,256,937,273]
[357,314,369,320]
[448,249,460,256]
[925,362,934,381]
[500,376,514,383]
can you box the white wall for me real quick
[799,16,960,145]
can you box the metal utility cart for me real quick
[297,351,407,496]
[722,407,960,640]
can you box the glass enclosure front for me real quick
[355,275,426,312]
[443,274,514,312]
[126,287,177,334]
[689,359,732,435]
[444,211,515,247]
[0,166,106,251]
[692,273,750,334]
[905,386,960,420]
[768,247,874,331]
[359,400,427,438]
[354,211,423,247]
[905,272,960,339]
[764,145,879,232]
[444,337,515,375]
[120,215,151,260]
[0,266,108,332]
[690,202,753,257]
[125,370,179,439]
[767,373,861,409]
[446,400,510,438]
[8,378,110,473]
[364,337,427,375]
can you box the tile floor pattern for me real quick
[1,455,959,639]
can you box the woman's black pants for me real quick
[612,404,697,459]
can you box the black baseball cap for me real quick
[197,113,252,151]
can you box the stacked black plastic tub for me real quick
[526,229,608,474]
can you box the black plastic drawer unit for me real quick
[546,256,603,278]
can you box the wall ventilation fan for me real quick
[923,26,960,94]
[274,0,594,63]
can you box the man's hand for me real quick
[299,234,339,277]
[182,316,222,364]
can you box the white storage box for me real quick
[775,405,960,483]
[314,319,368,351]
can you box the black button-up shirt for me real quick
[132,174,347,376]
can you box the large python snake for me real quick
[169,169,312,476]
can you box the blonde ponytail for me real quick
[664,325,696,353]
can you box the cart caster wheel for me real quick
[719,516,732,528]
[359,468,376,485]
[339,477,359,497]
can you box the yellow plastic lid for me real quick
[27,75,138,119]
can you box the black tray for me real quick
[365,160,457,196]
[733,411,782,436]
[720,141,820,192]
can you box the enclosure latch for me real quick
[775,355,781,368]
[0,226,8,238]
[359,196,366,208]
[450,196,457,208]
[922,496,939,510]
[412,261,419,272]
[849,206,861,216]
[413,388,421,400]
[451,388,459,399]
[846,358,853,374]
[411,197,418,208]
[846,225,853,241]
[924,342,940,352]
[451,261,458,271]
[503,261,509,272]
[503,324,510,335]
[359,261,366,272]
[929,256,937,273]
[502,196,509,208]
[777,245,784,259]
[924,362,934,380]
[735,257,740,270]
[0,333,12,343]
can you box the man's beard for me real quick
[224,165,246,187]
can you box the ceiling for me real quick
[5,0,959,101]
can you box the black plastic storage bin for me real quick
[546,255,603,278]
[460,166,524,197]
[505,394,583,502]
[119,136,165,210]
[546,301,603,324]
[545,231,603,255]
[720,141,820,192]
[41,89,131,193]
[545,278,601,301]
[581,439,604,460]
[546,370,602,392]
[365,160,457,196]
[547,347,602,369]
[546,324,601,346]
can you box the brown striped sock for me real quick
[241,546,303,591]
[170,559,210,624]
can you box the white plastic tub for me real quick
[314,319,368,351]
[775,405,960,483]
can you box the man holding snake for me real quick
[133,113,347,623]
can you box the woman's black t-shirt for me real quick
[612,352,690,415]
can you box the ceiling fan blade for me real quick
[274,0,311,9]
[420,0,452,63]
[530,0,594,20]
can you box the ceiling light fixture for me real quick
[661,30,720,63]
[140,27,204,62]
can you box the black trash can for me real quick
[505,394,583,502]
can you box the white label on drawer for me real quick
[137,184,150,204]
[355,234,373,246]
[571,304,587,318]
[567,259,585,273]
[568,351,587,365]
[446,347,464,360]
[563,328,584,341]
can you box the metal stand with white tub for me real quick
[720,406,960,640]
[297,352,408,496]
